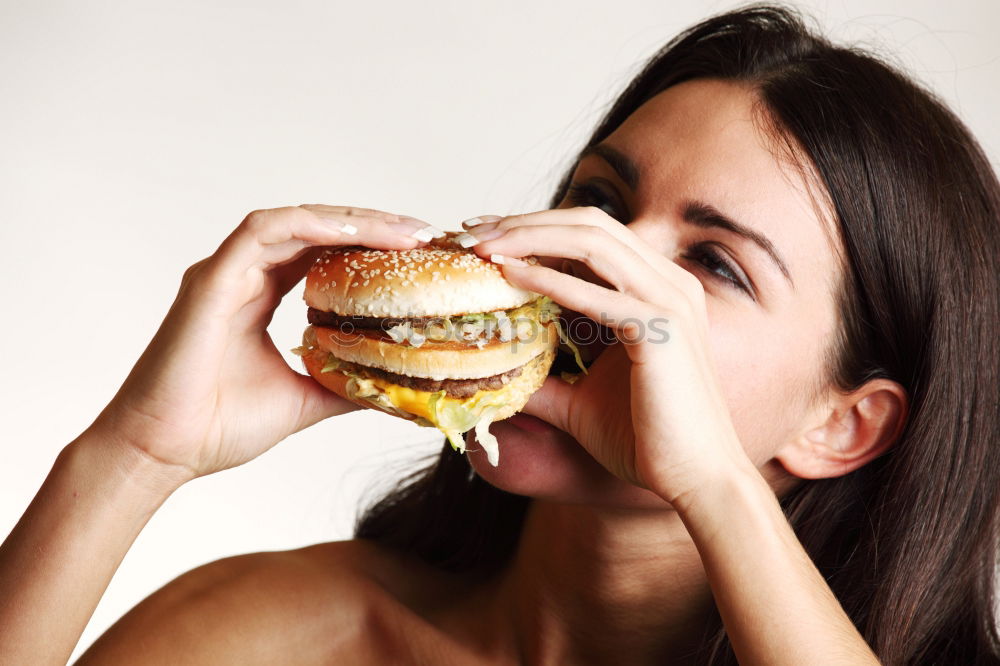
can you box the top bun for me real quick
[304,233,539,317]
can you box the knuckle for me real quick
[241,206,306,237]
[576,225,608,258]
[498,213,529,230]
[179,257,214,293]
[679,270,706,302]
[241,209,268,233]
[580,205,609,224]
[181,259,205,283]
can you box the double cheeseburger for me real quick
[294,233,569,466]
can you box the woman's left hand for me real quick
[467,206,757,505]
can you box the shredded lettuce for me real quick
[426,383,510,464]
[474,406,501,466]
[532,296,587,375]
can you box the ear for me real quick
[775,379,908,480]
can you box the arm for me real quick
[673,463,879,665]
[469,206,880,663]
[0,205,437,664]
[0,435,188,665]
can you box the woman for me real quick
[2,4,998,664]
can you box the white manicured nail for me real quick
[426,224,446,238]
[490,253,528,266]
[456,232,479,248]
[411,227,435,242]
[339,222,358,235]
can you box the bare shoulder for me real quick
[75,540,426,665]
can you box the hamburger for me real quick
[293,233,572,466]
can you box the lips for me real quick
[505,411,561,434]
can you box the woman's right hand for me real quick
[86,205,439,483]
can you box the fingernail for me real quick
[490,254,528,266]
[462,215,502,228]
[399,216,445,238]
[457,227,504,247]
[387,219,434,240]
[410,227,435,242]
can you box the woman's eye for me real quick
[565,182,627,222]
[682,244,752,296]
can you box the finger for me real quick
[476,224,675,308]
[299,203,401,221]
[290,370,361,431]
[492,261,671,347]
[520,374,577,433]
[210,206,429,287]
[301,204,446,240]
[271,245,328,300]
[458,206,675,279]
[460,214,503,229]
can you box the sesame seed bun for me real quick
[304,235,539,317]
[298,234,560,463]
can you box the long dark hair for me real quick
[356,5,1000,663]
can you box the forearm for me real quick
[673,464,879,665]
[0,431,191,665]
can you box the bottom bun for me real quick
[301,348,417,420]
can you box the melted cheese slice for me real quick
[367,376,516,427]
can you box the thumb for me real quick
[521,375,576,433]
[292,372,360,432]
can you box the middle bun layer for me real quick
[310,321,559,380]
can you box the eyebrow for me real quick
[682,201,793,285]
[580,143,641,191]
[578,142,793,287]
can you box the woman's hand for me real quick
[88,205,438,481]
[465,206,756,505]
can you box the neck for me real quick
[497,499,715,665]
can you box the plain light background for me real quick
[1,0,997,659]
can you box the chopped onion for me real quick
[408,329,427,348]
[497,318,513,342]
[386,322,410,344]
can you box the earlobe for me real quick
[776,379,908,480]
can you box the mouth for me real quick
[505,412,561,434]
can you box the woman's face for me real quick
[470,78,843,507]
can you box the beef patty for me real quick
[308,308,453,331]
[335,357,526,399]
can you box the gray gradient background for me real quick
[0,0,997,658]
